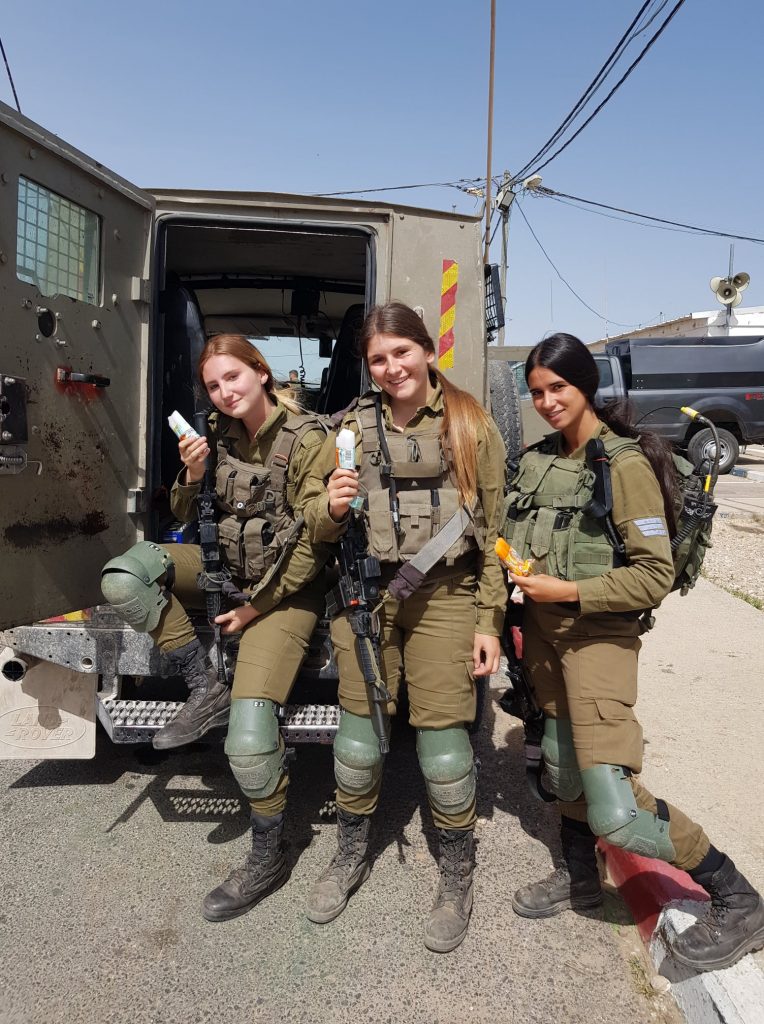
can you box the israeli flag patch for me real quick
[633,516,667,537]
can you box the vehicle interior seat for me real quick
[318,303,365,414]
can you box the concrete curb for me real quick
[731,466,764,481]
[600,844,764,1024]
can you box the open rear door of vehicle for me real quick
[0,101,155,629]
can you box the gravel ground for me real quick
[701,512,764,607]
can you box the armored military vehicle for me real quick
[0,99,521,759]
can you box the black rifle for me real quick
[325,508,391,754]
[498,604,555,803]
[193,411,231,684]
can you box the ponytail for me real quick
[597,399,679,534]
[432,369,492,505]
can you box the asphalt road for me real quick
[0,693,680,1024]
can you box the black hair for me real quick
[525,333,678,533]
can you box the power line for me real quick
[537,187,764,245]
[313,178,483,198]
[529,0,687,177]
[515,201,656,329]
[0,35,21,113]
[514,0,655,181]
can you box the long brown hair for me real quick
[197,334,302,415]
[525,333,678,533]
[359,302,491,504]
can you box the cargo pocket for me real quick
[592,697,643,772]
[242,518,275,582]
[367,488,396,560]
[217,517,245,577]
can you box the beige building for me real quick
[588,306,764,352]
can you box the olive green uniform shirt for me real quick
[564,422,675,615]
[302,383,508,635]
[170,401,331,617]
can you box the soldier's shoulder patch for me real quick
[633,516,667,537]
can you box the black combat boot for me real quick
[424,829,476,953]
[202,811,289,922]
[153,639,230,750]
[668,853,764,971]
[512,818,603,918]
[305,808,372,924]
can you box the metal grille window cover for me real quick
[16,177,100,304]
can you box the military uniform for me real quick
[301,383,506,950]
[101,400,331,921]
[503,420,764,971]
[504,421,709,868]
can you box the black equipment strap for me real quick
[585,437,627,564]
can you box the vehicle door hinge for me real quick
[130,277,151,304]
[127,488,146,513]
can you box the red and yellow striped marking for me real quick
[438,259,459,370]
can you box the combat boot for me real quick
[424,828,476,953]
[202,811,289,922]
[305,808,371,924]
[512,819,603,918]
[153,639,230,750]
[668,854,764,971]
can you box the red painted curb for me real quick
[598,841,708,944]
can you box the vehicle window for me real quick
[246,333,331,389]
[595,357,613,387]
[16,176,100,304]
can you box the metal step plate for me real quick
[97,698,340,745]
[277,703,340,744]
[97,698,184,744]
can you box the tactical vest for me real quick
[503,434,640,582]
[214,413,327,589]
[356,394,486,566]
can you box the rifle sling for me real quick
[387,505,473,601]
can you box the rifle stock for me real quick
[498,608,555,803]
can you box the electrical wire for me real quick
[313,178,483,198]
[537,187,764,245]
[0,35,21,112]
[515,202,658,329]
[529,0,687,177]
[514,0,656,181]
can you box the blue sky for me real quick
[2,0,762,346]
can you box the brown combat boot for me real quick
[512,820,603,918]
[305,808,371,924]
[202,811,289,922]
[423,829,475,953]
[669,854,764,971]
[153,639,230,750]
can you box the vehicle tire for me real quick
[488,360,523,469]
[687,426,739,475]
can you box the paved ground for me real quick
[0,701,682,1024]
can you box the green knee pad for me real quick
[333,711,383,795]
[101,541,173,632]
[541,717,583,802]
[416,727,476,815]
[224,699,285,800]
[582,764,676,862]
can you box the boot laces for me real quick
[226,830,276,887]
[322,817,368,880]
[435,838,470,906]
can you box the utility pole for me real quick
[483,0,496,264]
